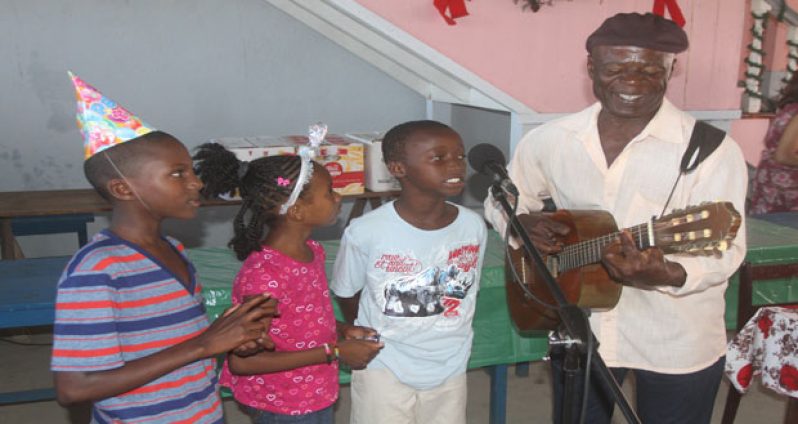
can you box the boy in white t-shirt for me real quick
[331,120,488,424]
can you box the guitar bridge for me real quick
[520,254,559,285]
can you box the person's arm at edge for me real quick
[329,226,366,326]
[227,334,382,374]
[336,292,361,325]
[774,114,798,166]
[227,345,329,375]
[54,295,272,405]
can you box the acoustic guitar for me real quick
[505,202,741,334]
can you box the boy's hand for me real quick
[337,339,383,370]
[231,316,276,356]
[198,294,273,357]
[230,295,279,356]
[239,295,279,317]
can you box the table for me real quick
[725,306,798,423]
[725,217,798,329]
[750,212,798,230]
[0,188,399,260]
[726,306,798,398]
[2,219,797,421]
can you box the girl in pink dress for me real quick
[194,130,383,424]
[749,72,798,215]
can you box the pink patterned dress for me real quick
[749,103,798,214]
[220,240,338,416]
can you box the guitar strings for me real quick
[557,205,734,272]
[558,224,648,272]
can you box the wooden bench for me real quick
[6,214,95,259]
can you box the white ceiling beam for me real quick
[266,0,541,115]
[265,0,470,104]
[327,0,539,116]
[289,1,474,103]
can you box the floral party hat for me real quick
[68,71,156,159]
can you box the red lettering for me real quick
[442,297,461,317]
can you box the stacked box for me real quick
[212,134,365,195]
[346,132,400,192]
[282,134,365,195]
[210,136,295,162]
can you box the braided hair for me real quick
[193,143,303,260]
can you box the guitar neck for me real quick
[557,222,651,273]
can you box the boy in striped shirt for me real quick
[51,73,274,424]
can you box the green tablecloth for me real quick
[190,218,798,375]
[725,217,798,328]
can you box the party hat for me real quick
[69,71,156,159]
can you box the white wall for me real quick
[1,0,427,255]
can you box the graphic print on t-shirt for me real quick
[377,243,480,318]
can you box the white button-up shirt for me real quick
[484,99,747,373]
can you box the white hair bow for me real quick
[279,123,326,215]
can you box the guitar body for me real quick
[506,210,623,334]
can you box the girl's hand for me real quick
[339,323,379,341]
[337,339,383,370]
[196,294,273,357]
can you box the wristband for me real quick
[323,343,333,364]
[333,346,340,361]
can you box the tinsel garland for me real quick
[743,0,772,112]
[783,35,798,84]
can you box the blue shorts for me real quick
[241,404,334,424]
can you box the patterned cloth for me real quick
[725,306,798,398]
[69,72,156,159]
[749,103,798,214]
[51,230,222,424]
[220,240,338,415]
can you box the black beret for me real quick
[586,12,688,54]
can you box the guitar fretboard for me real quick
[557,222,652,273]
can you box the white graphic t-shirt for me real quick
[331,201,487,389]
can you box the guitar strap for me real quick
[660,120,727,216]
[679,120,726,174]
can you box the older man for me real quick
[484,13,747,423]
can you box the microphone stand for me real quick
[490,185,640,424]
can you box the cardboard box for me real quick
[211,136,295,162]
[346,133,400,192]
[282,134,365,195]
[212,134,365,195]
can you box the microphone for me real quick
[467,143,519,197]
